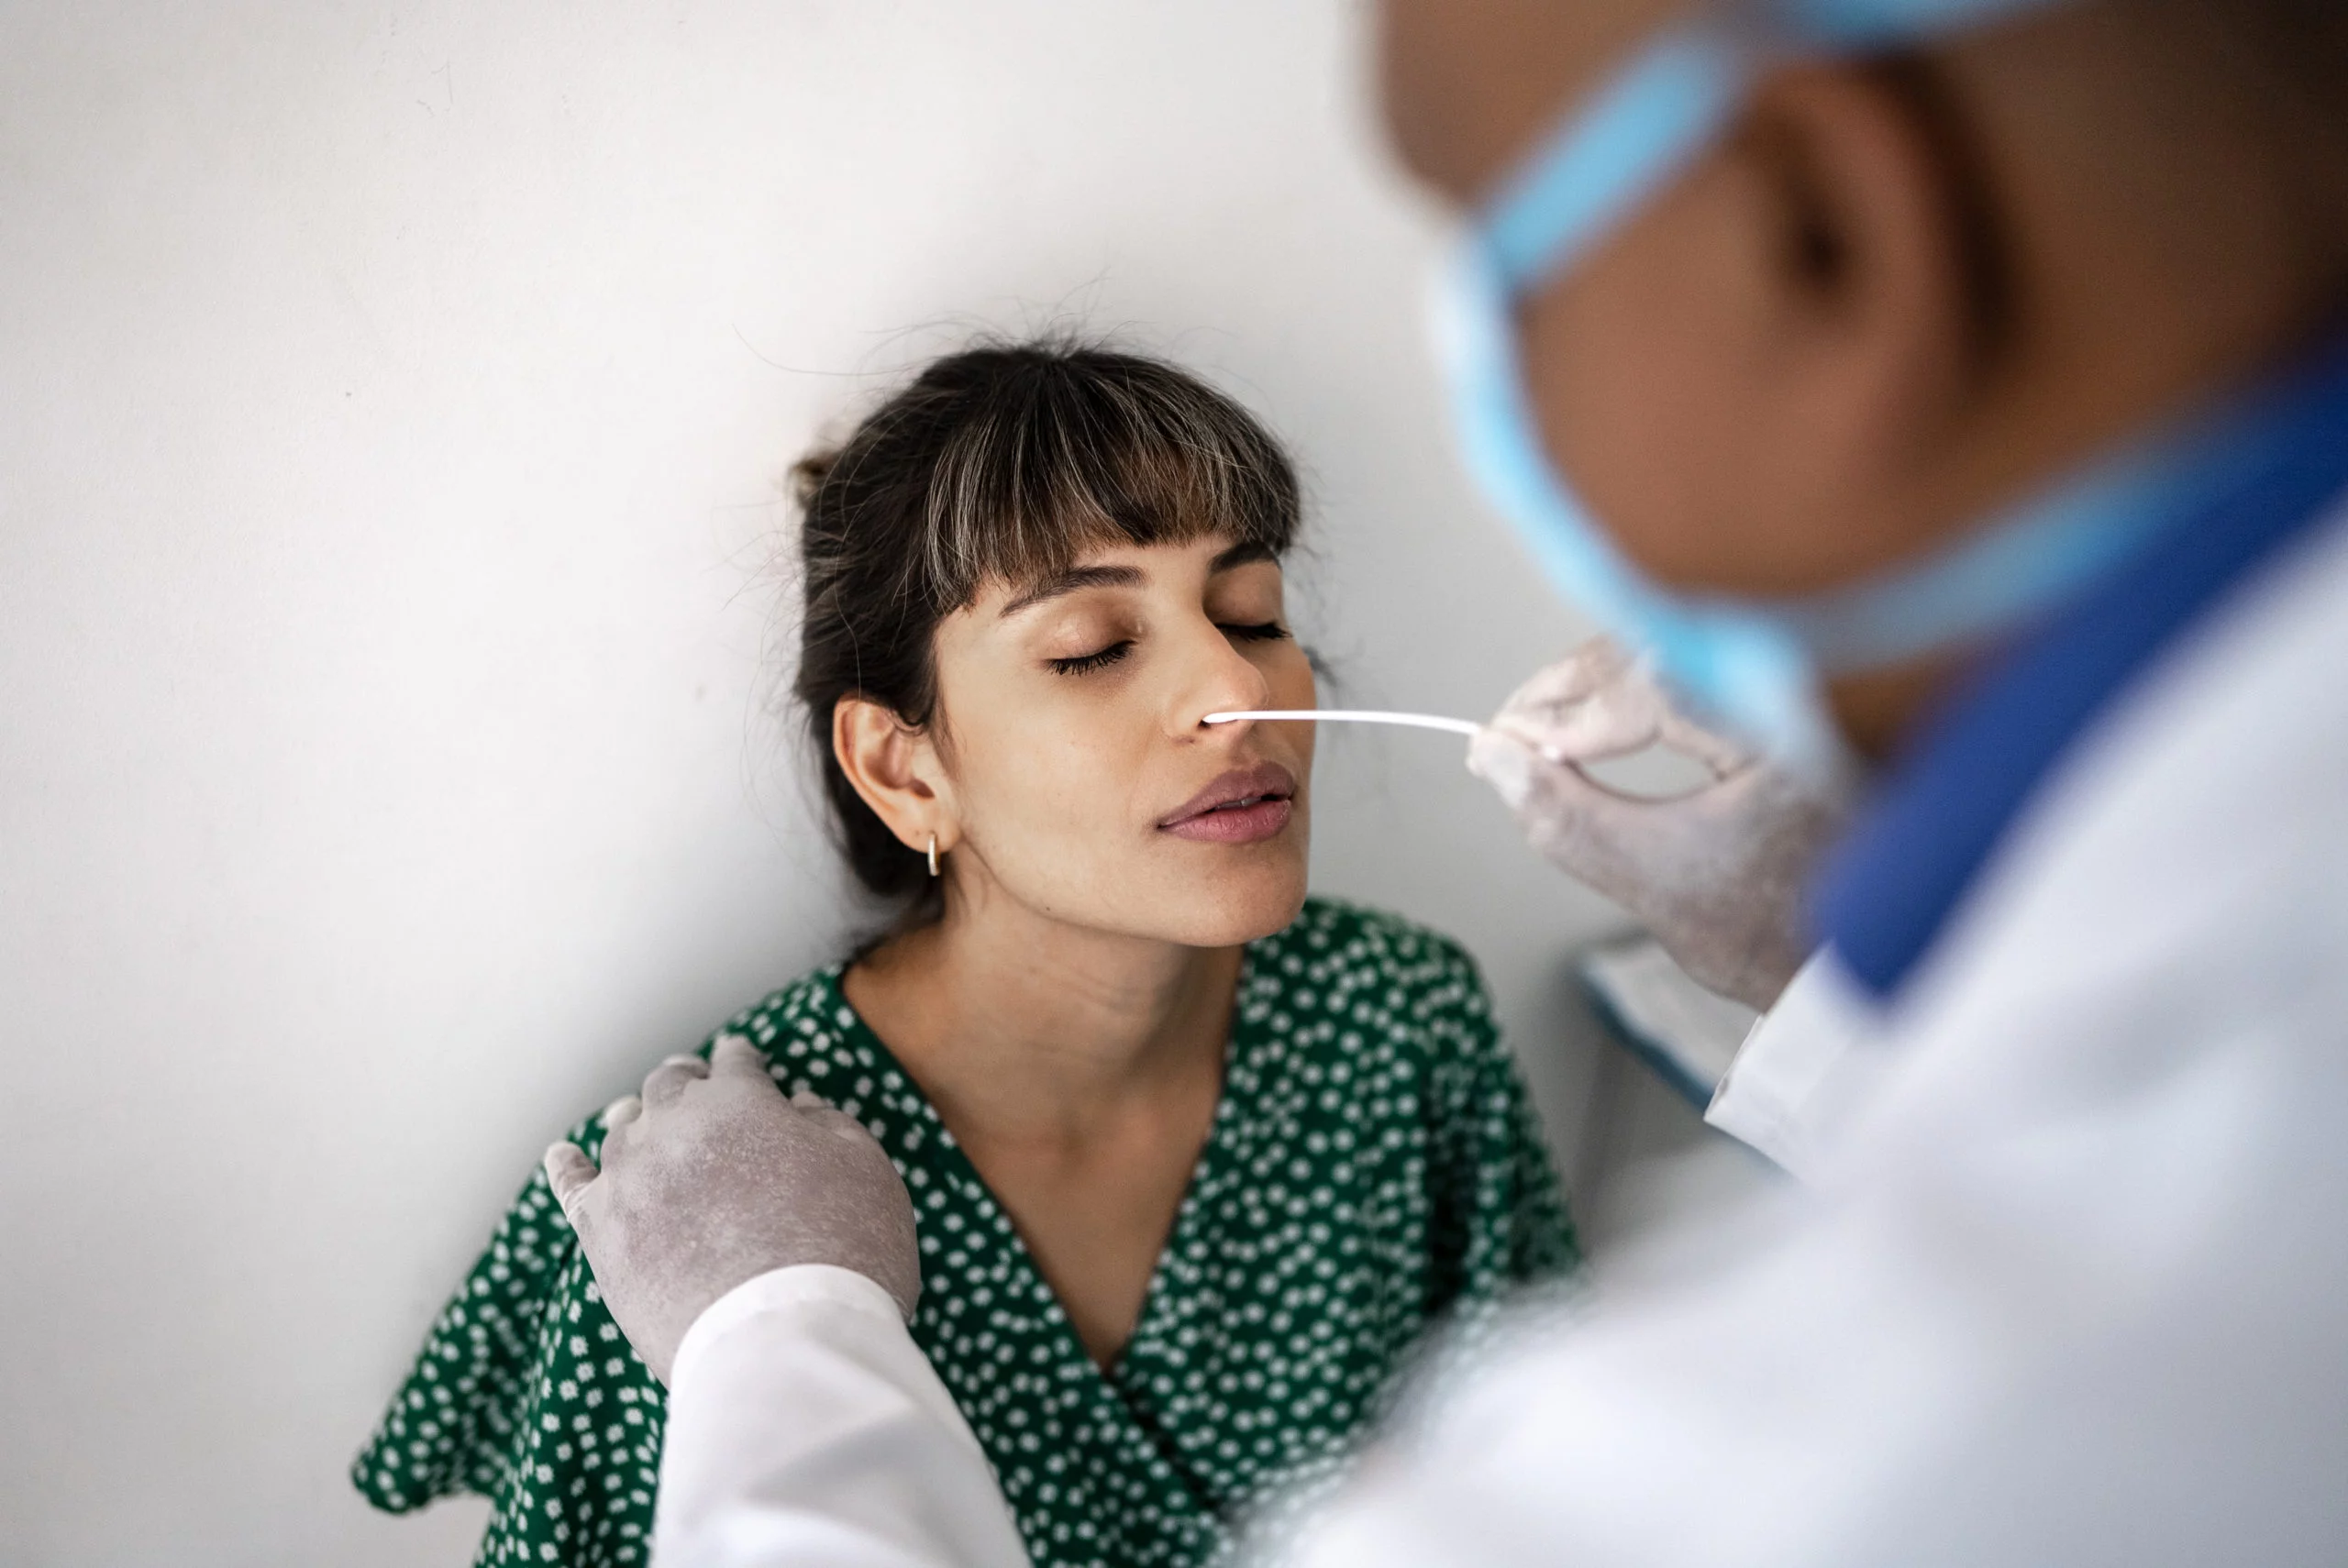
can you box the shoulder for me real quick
[1259,898,1495,1029]
[564,966,853,1162]
[706,965,859,1066]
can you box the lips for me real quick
[1157,761,1299,845]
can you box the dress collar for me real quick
[1811,330,2348,1001]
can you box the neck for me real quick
[845,878,1242,1150]
[1826,649,1978,765]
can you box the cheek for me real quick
[944,662,1311,943]
[1267,644,1317,710]
[947,696,1152,849]
[1524,160,1784,592]
[1531,181,1755,581]
[1258,646,1317,776]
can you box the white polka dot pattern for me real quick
[353,899,1576,1568]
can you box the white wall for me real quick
[0,4,1631,1562]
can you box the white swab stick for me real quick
[1202,709,1484,738]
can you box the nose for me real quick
[1171,624,1274,740]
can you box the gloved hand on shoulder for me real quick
[544,1033,921,1386]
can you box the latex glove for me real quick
[1467,637,1850,1011]
[544,1033,921,1386]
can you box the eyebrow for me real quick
[997,565,1145,618]
[995,541,1277,618]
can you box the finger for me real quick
[1469,729,1653,894]
[1501,635,1632,712]
[811,1105,880,1143]
[601,1095,642,1132]
[1509,756,1667,897]
[1471,726,1642,828]
[543,1143,600,1220]
[1467,725,1534,804]
[790,1087,830,1109]
[640,1054,710,1107]
[1493,682,1661,764]
[709,1032,767,1079]
[1500,643,1750,776]
[1492,643,1660,762]
[1655,702,1754,779]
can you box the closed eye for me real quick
[1048,641,1134,676]
[1220,622,1290,644]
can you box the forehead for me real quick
[1376,0,1685,203]
[978,535,1279,619]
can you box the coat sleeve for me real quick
[1701,944,1887,1180]
[653,1264,1033,1568]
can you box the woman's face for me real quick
[926,535,1316,948]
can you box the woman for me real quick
[352,340,1576,1568]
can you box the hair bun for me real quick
[791,449,838,507]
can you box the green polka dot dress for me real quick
[354,898,1577,1567]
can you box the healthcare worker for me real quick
[546,0,2348,1561]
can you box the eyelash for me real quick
[1047,622,1290,677]
[1049,643,1134,677]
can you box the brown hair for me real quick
[792,337,1301,914]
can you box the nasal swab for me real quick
[1202,709,1484,738]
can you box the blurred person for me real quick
[351,340,1577,1568]
[539,0,2348,1563]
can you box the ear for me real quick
[1739,61,1989,472]
[832,695,958,859]
[1521,55,2001,598]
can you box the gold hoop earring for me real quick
[927,834,940,878]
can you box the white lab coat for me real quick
[1703,944,1882,1182]
[654,505,2348,1567]
[655,1265,1032,1568]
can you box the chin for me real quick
[1143,853,1311,948]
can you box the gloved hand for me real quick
[1467,638,1850,1011]
[543,1033,922,1386]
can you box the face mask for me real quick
[1431,0,2182,768]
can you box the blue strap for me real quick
[1774,0,2066,47]
[1480,0,2073,292]
[1482,23,1752,292]
[1813,331,2348,999]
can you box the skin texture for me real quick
[833,535,1317,1364]
[1378,0,2348,760]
